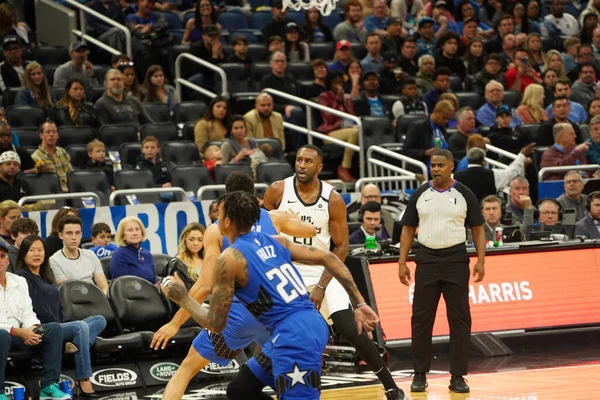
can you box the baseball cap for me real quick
[417,17,434,27]
[383,52,398,63]
[204,24,220,36]
[388,17,402,26]
[362,71,378,80]
[496,104,512,117]
[0,151,21,165]
[2,36,20,49]
[69,40,88,52]
[434,0,448,8]
[268,35,284,45]
[336,40,350,51]
[286,21,299,32]
[272,0,283,9]
[463,17,480,26]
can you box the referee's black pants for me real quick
[411,243,472,376]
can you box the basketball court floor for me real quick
[111,329,600,400]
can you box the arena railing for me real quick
[197,183,269,202]
[538,164,600,181]
[109,187,188,206]
[18,192,101,208]
[62,0,132,58]
[354,176,421,193]
[174,54,228,100]
[262,88,365,179]
[366,145,427,192]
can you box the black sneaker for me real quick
[411,373,428,392]
[384,388,407,400]
[449,375,470,393]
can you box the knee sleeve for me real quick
[227,365,271,400]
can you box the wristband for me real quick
[9,327,13,336]
[315,284,325,291]
[355,302,367,309]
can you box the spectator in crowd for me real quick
[260,51,306,152]
[84,139,115,190]
[544,49,569,80]
[390,0,424,28]
[165,222,205,290]
[31,122,73,192]
[378,52,403,95]
[544,0,580,39]
[403,100,454,164]
[187,24,225,91]
[203,145,221,180]
[53,78,98,128]
[523,199,564,235]
[318,71,359,182]
[94,69,154,130]
[456,1,493,37]
[516,83,548,124]
[0,200,20,246]
[422,67,452,113]
[587,98,600,124]
[15,62,55,113]
[571,63,598,110]
[50,215,109,293]
[439,92,459,128]
[117,61,143,101]
[284,22,310,63]
[448,107,477,161]
[329,40,353,73]
[463,36,485,77]
[392,78,428,119]
[470,53,506,96]
[136,136,172,188]
[0,240,71,400]
[194,95,229,158]
[507,176,535,225]
[303,6,334,43]
[343,59,363,97]
[461,17,481,45]
[455,133,488,172]
[244,93,285,151]
[480,195,506,241]
[562,37,580,75]
[398,37,419,77]
[540,123,590,181]
[347,183,393,237]
[141,65,179,114]
[53,41,98,90]
[557,171,588,222]
[580,0,600,25]
[111,54,130,69]
[487,104,524,155]
[89,222,118,260]
[542,69,558,107]
[0,121,35,173]
[485,14,515,54]
[524,33,546,71]
[227,36,252,81]
[0,3,36,52]
[44,207,81,257]
[546,78,587,123]
[306,59,328,99]
[416,54,435,95]
[207,201,219,224]
[87,0,126,52]
[110,216,155,282]
[499,33,518,72]
[220,116,269,180]
[575,43,599,79]
[0,151,27,203]
[182,0,221,45]
[262,0,292,40]
[349,201,384,245]
[353,71,393,119]
[333,0,368,43]
[382,17,405,54]
[527,0,547,35]
[477,80,517,128]
[430,1,459,35]
[416,17,436,57]
[365,0,390,36]
[16,234,106,396]
[434,32,467,80]
[506,48,542,95]
[8,217,38,270]
[575,191,600,238]
[361,33,383,74]
[587,115,600,164]
[539,96,583,146]
[0,36,28,94]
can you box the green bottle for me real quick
[433,137,442,148]
[365,237,378,250]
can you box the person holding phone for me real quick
[53,41,98,90]
[506,48,541,94]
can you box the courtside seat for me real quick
[215,164,252,184]
[256,162,294,184]
[162,141,202,169]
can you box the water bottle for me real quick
[433,137,442,148]
[365,237,378,250]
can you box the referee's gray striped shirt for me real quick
[401,181,484,249]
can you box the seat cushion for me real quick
[8,348,33,360]
[139,327,201,347]
[94,333,144,353]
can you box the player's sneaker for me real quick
[410,372,428,392]
[449,375,470,393]
[385,387,407,400]
[40,383,71,399]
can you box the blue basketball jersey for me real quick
[221,208,277,249]
[231,231,315,332]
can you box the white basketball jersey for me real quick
[278,176,333,277]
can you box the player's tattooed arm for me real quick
[316,191,349,289]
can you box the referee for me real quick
[398,149,485,394]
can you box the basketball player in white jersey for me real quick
[256,144,405,400]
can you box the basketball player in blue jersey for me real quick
[243,144,405,400]
[161,191,380,400]
[151,172,317,400]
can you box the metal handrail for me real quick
[355,176,421,192]
[62,0,132,57]
[282,122,360,151]
[175,54,228,100]
[18,192,101,208]
[109,187,188,206]
[538,164,600,181]
[324,179,347,193]
[367,145,428,177]
[197,184,269,201]
[486,144,518,161]
[486,158,510,169]
[264,88,365,179]
[72,29,120,56]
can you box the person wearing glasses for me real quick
[470,53,506,97]
[0,36,29,95]
[347,183,393,239]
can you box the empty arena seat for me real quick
[65,145,90,170]
[14,128,40,148]
[59,280,143,353]
[141,103,171,123]
[101,257,112,280]
[20,173,66,208]
[93,64,110,82]
[215,164,252,184]
[516,124,541,144]
[309,43,335,61]
[256,161,294,184]
[450,75,464,92]
[218,12,249,30]
[67,170,111,207]
[99,125,138,150]
[395,114,427,138]
[171,165,213,193]
[350,42,367,60]
[288,63,312,80]
[119,142,142,169]
[86,86,106,104]
[6,105,45,128]
[57,126,94,147]
[33,46,69,65]
[1,88,19,108]
[362,117,395,148]
[182,122,196,142]
[250,11,272,29]
[113,169,160,204]
[503,91,521,109]
[246,44,268,62]
[250,63,271,86]
[140,122,179,143]
[322,12,342,30]
[162,141,202,169]
[231,92,259,115]
[174,102,207,125]
[456,92,485,110]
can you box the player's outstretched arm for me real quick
[151,224,222,350]
[270,209,317,238]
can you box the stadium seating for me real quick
[140,122,179,143]
[362,117,395,148]
[67,170,112,207]
[173,102,207,124]
[113,169,160,204]
[256,161,294,184]
[142,103,171,123]
[171,165,213,193]
[219,12,249,30]
[215,163,252,184]
[119,142,142,169]
[99,125,138,150]
[6,105,45,128]
[57,126,95,147]
[162,141,202,169]
[14,127,40,148]
[65,144,90,169]
[249,11,272,30]
[456,92,485,110]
